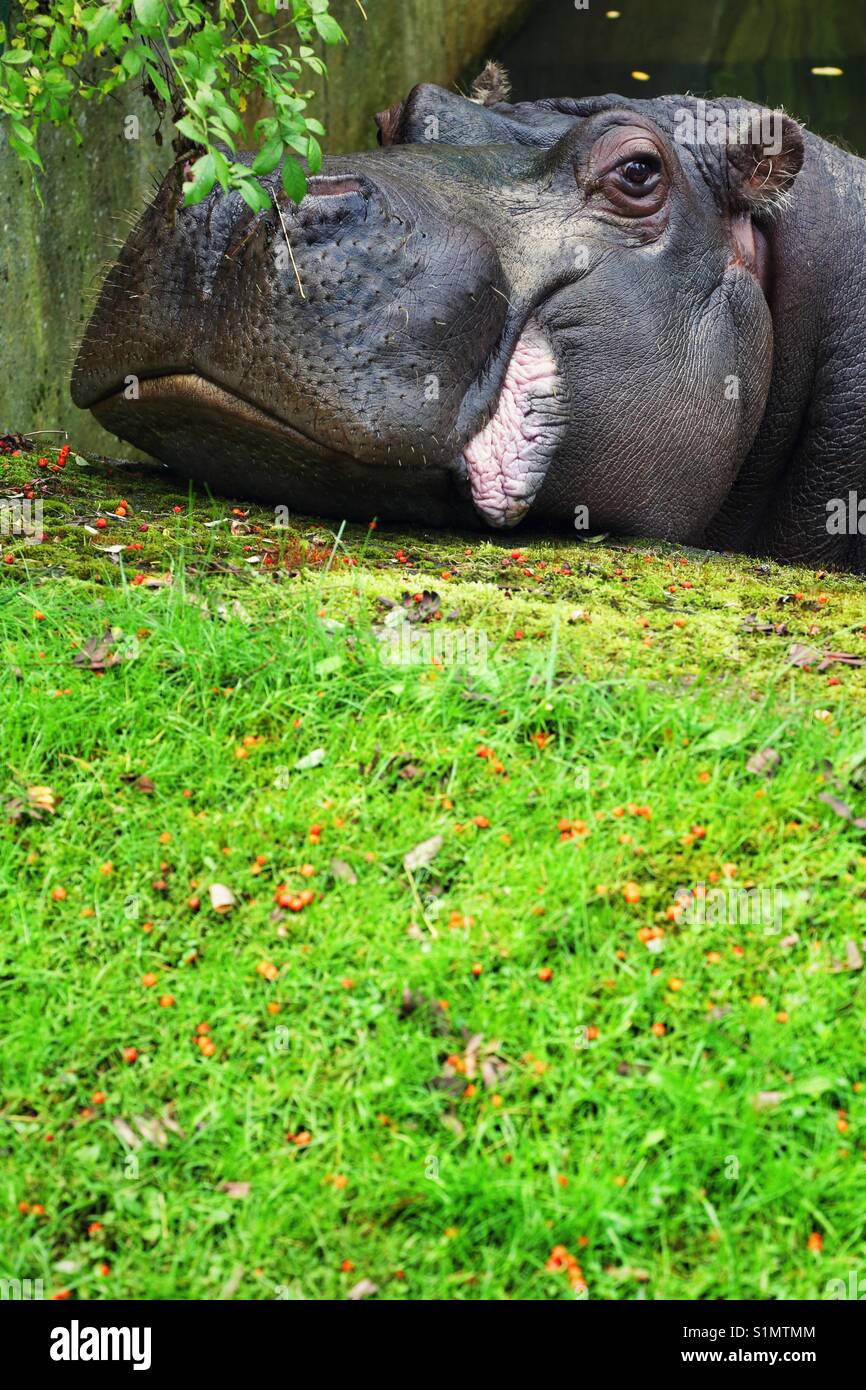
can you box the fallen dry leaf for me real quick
[403,835,443,872]
[440,1112,465,1139]
[210,883,236,913]
[746,748,780,777]
[133,1115,169,1148]
[787,643,822,668]
[330,857,358,885]
[72,627,129,673]
[752,1091,783,1112]
[111,1117,142,1150]
[294,747,326,771]
[5,784,59,822]
[347,1278,379,1301]
[221,1181,250,1198]
[818,791,866,830]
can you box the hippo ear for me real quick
[724,113,805,214]
[469,60,511,106]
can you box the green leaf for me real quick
[313,14,346,44]
[235,177,272,214]
[306,135,322,174]
[183,152,217,205]
[85,6,121,49]
[252,136,283,176]
[2,50,34,65]
[216,105,244,135]
[143,60,170,101]
[133,0,167,29]
[281,154,306,203]
[212,148,232,190]
[699,723,749,751]
[9,134,43,168]
[49,26,71,60]
[121,47,145,77]
[207,122,238,153]
[796,1076,835,1098]
[641,1127,667,1148]
[174,115,205,145]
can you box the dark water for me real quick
[492,0,866,156]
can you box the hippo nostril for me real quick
[304,175,366,198]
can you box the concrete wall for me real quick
[0,0,529,451]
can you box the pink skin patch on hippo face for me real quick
[463,319,563,528]
[729,213,769,293]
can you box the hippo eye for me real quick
[621,158,656,186]
[616,154,662,192]
[593,146,667,216]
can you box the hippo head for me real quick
[72,75,804,541]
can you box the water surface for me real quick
[495,0,865,155]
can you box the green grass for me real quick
[2,444,866,1300]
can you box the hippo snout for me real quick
[73,147,533,525]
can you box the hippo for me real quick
[72,66,866,570]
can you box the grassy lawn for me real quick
[1,441,865,1301]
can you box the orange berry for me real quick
[141,972,158,987]
[159,993,175,1008]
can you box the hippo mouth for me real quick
[84,319,566,531]
[90,373,356,463]
[459,318,565,528]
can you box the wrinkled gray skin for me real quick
[73,80,866,569]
